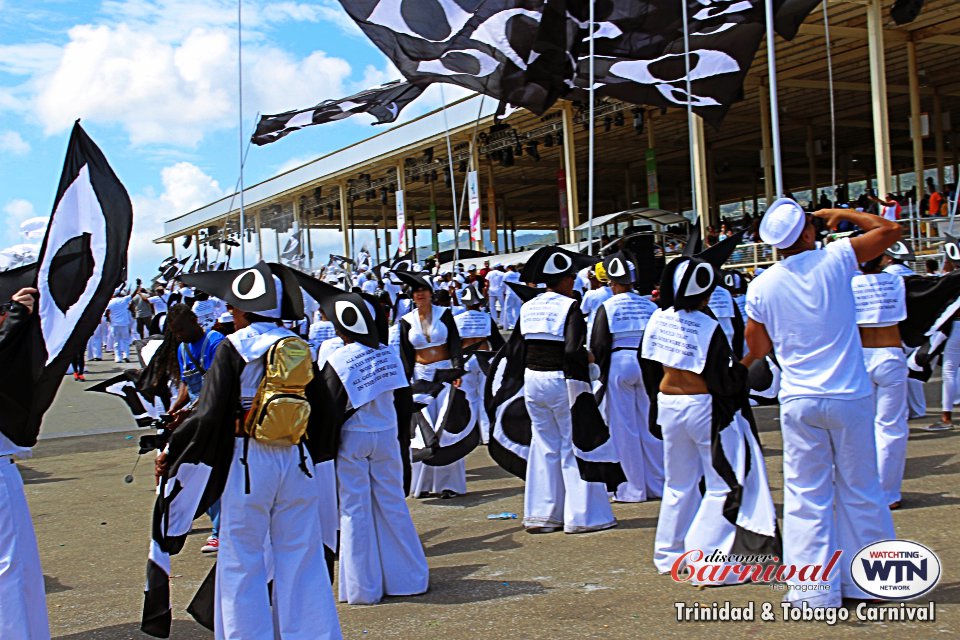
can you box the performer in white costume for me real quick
[501,265,522,330]
[746,199,898,607]
[852,251,909,508]
[0,287,50,640]
[517,246,617,534]
[485,264,506,327]
[589,251,662,502]
[455,285,504,445]
[156,262,342,640]
[395,271,467,498]
[307,280,429,605]
[643,235,778,583]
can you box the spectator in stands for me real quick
[869,193,901,220]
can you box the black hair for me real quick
[860,255,884,274]
[166,303,197,328]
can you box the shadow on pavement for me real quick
[418,484,523,508]
[55,620,209,640]
[385,563,546,605]
[19,466,76,485]
[425,528,523,557]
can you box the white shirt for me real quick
[884,263,915,277]
[107,297,133,326]
[148,295,168,315]
[851,271,907,327]
[486,269,505,293]
[361,279,378,295]
[746,237,870,402]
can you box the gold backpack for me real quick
[242,336,314,445]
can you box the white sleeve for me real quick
[745,282,765,324]
[827,237,860,279]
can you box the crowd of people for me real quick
[3,192,959,639]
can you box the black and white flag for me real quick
[337,1,818,125]
[0,122,132,447]
[252,80,424,145]
[87,371,167,428]
[337,0,580,116]
[569,0,820,126]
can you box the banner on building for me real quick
[467,171,482,247]
[396,190,406,254]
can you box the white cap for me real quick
[760,198,806,249]
[218,312,233,323]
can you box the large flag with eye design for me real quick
[336,0,819,125]
[0,122,132,447]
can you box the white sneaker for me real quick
[923,422,953,432]
[201,536,219,553]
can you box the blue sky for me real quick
[0,0,476,282]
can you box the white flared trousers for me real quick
[653,394,735,577]
[337,429,429,605]
[522,369,616,533]
[410,360,467,496]
[215,440,342,640]
[604,350,664,502]
[112,324,131,361]
[780,396,895,607]
[0,458,49,640]
[460,358,490,444]
[864,347,909,505]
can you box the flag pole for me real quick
[680,0,700,226]
[587,0,595,255]
[764,0,784,198]
[439,84,461,266]
[237,0,247,267]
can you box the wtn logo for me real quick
[852,541,941,600]
[861,558,927,583]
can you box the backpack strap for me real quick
[180,333,209,374]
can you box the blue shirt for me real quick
[177,330,225,401]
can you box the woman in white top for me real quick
[395,271,466,498]
[851,254,908,509]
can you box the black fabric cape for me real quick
[590,301,664,440]
[485,297,625,490]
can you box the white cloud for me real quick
[2,198,39,244]
[128,161,225,278]
[15,0,364,147]
[0,131,30,155]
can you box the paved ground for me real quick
[17,354,960,638]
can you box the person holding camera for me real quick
[0,287,50,639]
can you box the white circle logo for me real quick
[543,252,572,274]
[946,243,960,262]
[850,540,941,600]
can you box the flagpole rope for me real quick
[764,0,784,198]
[587,0,595,255]
[237,0,247,268]
[680,0,700,227]
[823,1,837,207]
[439,84,462,265]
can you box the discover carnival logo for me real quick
[850,540,942,600]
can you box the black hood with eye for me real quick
[659,229,745,311]
[290,268,379,348]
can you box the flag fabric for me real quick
[568,0,821,126]
[337,1,819,125]
[336,0,580,116]
[0,121,132,448]
[251,80,424,145]
[87,371,168,428]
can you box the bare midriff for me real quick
[660,366,709,395]
[859,325,902,349]
[462,336,490,350]
[415,345,450,365]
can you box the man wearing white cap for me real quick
[744,199,901,608]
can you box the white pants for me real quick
[112,324,131,361]
[906,378,926,419]
[604,350,663,502]
[87,324,103,359]
[780,396,895,607]
[653,394,736,577]
[0,458,49,640]
[864,347,909,505]
[501,294,520,331]
[523,369,616,533]
[460,358,489,444]
[942,322,960,411]
[215,440,341,640]
[338,429,429,604]
[410,360,467,496]
[489,290,504,327]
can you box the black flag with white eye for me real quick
[179,261,278,314]
[3,122,133,448]
[885,240,916,262]
[88,371,167,428]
